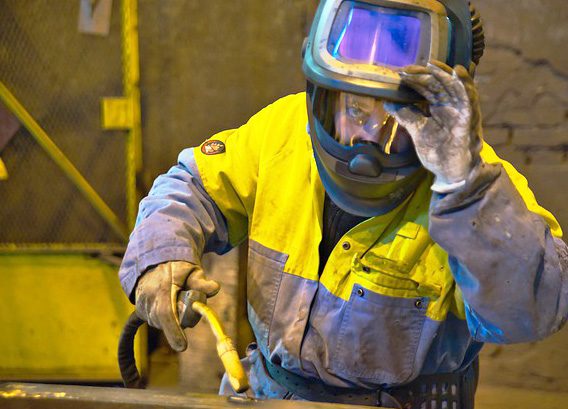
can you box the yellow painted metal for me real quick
[0,254,146,381]
[0,157,7,180]
[101,97,134,130]
[0,243,124,253]
[0,80,129,242]
[191,301,249,393]
[120,0,143,229]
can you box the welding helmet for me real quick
[303,0,484,216]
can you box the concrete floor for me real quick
[476,385,568,409]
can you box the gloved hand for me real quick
[135,261,220,352]
[384,61,483,193]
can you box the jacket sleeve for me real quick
[118,94,280,301]
[118,148,231,300]
[429,143,568,344]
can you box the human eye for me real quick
[347,104,370,125]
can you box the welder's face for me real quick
[333,92,413,155]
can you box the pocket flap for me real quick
[396,221,421,239]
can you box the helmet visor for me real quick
[328,1,426,69]
[316,90,414,155]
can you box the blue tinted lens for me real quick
[328,2,422,68]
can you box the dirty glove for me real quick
[135,261,220,352]
[384,62,483,193]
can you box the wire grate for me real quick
[0,1,129,247]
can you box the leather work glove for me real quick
[135,261,220,352]
[384,61,483,193]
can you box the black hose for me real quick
[118,311,146,388]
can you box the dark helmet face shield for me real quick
[328,2,427,69]
[304,0,451,102]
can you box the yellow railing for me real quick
[121,0,143,230]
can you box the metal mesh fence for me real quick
[0,1,128,247]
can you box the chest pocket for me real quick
[355,221,442,299]
[328,222,443,384]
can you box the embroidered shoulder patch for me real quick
[201,140,226,155]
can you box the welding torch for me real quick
[118,289,249,393]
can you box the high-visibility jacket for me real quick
[119,93,567,389]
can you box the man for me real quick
[119,0,568,408]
